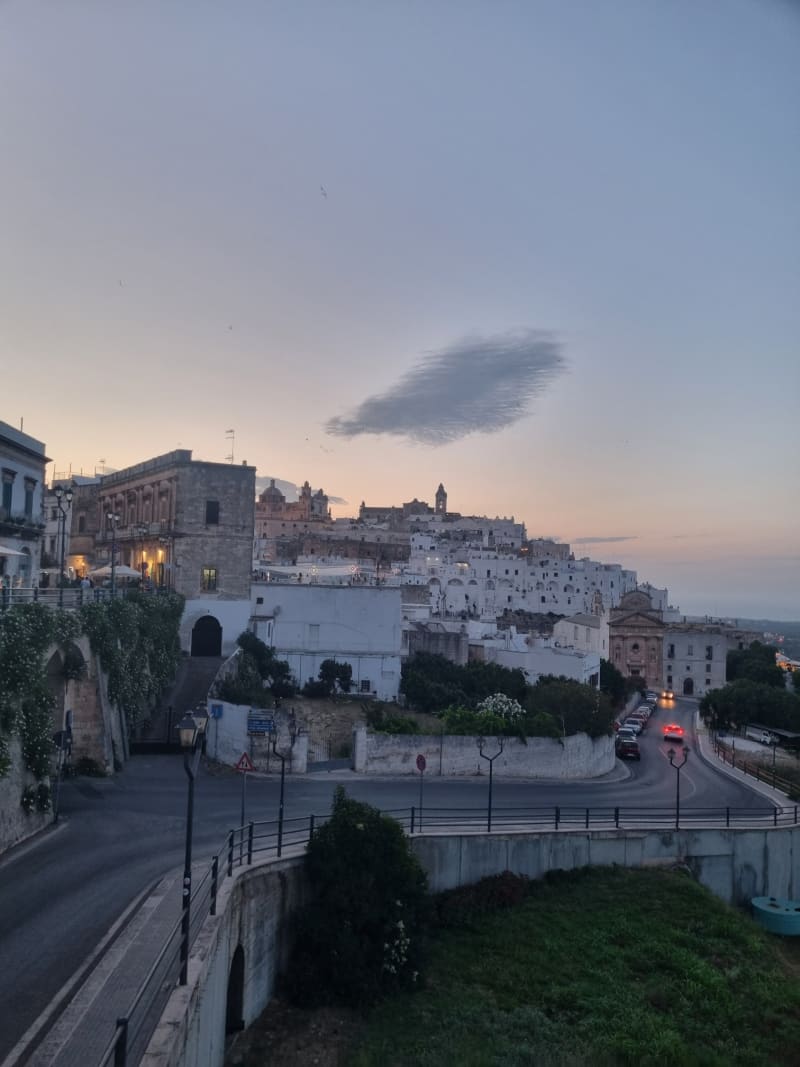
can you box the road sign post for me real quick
[235,753,255,863]
[416,754,426,831]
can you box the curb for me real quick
[693,711,790,808]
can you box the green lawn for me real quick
[347,867,800,1066]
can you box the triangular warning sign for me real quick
[235,752,255,773]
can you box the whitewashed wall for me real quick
[352,725,614,779]
[204,700,308,773]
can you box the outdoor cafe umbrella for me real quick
[0,544,26,556]
[89,564,143,579]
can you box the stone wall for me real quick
[0,737,50,855]
[352,724,615,779]
[144,823,800,1067]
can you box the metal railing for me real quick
[0,585,172,612]
[712,740,798,797]
[97,798,797,1065]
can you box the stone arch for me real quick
[447,578,463,587]
[191,615,222,657]
[226,944,245,1034]
[45,650,66,734]
[683,677,694,696]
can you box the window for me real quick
[1,469,14,512]
[706,645,713,660]
[632,642,640,652]
[24,478,35,517]
[201,567,217,591]
[360,679,371,693]
[49,536,56,554]
[687,644,693,656]
[706,663,711,673]
[51,507,58,520]
[667,643,675,659]
[667,675,673,686]
[205,500,220,525]
[78,515,86,533]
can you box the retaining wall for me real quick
[144,823,800,1067]
[352,724,615,778]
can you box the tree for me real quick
[217,632,294,707]
[317,659,353,697]
[726,642,784,689]
[526,676,615,738]
[700,680,800,732]
[599,658,626,709]
[284,787,430,1008]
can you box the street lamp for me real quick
[477,734,505,833]
[667,744,690,830]
[272,712,298,857]
[54,485,73,607]
[107,512,120,598]
[176,707,209,985]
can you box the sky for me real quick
[1,0,798,620]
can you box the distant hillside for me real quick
[738,619,800,660]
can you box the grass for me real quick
[345,867,800,1066]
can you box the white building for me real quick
[249,583,403,701]
[552,611,609,659]
[0,420,49,588]
[400,535,638,621]
[476,626,601,688]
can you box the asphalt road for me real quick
[0,698,770,1060]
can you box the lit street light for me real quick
[667,744,690,830]
[54,485,73,608]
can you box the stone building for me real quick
[0,420,49,587]
[609,590,666,689]
[68,450,255,656]
[254,479,331,562]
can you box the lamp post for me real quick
[176,707,208,985]
[54,485,73,607]
[667,744,689,830]
[107,512,120,598]
[272,712,298,857]
[477,734,505,833]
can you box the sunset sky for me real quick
[2,1,798,619]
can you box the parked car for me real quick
[663,723,684,741]
[617,727,637,743]
[624,719,643,735]
[635,705,652,718]
[616,737,641,761]
[646,690,659,703]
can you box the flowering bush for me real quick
[284,786,430,1007]
[476,693,524,721]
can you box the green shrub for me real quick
[435,870,532,928]
[284,786,430,1008]
[73,756,106,777]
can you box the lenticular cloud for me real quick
[325,329,565,445]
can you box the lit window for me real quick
[201,567,217,591]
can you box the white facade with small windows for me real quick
[0,420,49,587]
[552,612,609,658]
[400,536,637,620]
[249,583,403,700]
[663,628,728,697]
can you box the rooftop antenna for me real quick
[225,429,235,464]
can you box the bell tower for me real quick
[435,483,447,517]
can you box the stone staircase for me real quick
[131,655,224,751]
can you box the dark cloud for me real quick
[572,536,638,544]
[325,329,565,445]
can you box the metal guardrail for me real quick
[97,799,798,1065]
[0,585,174,611]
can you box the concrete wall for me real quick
[205,700,308,773]
[352,724,615,779]
[145,822,800,1067]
